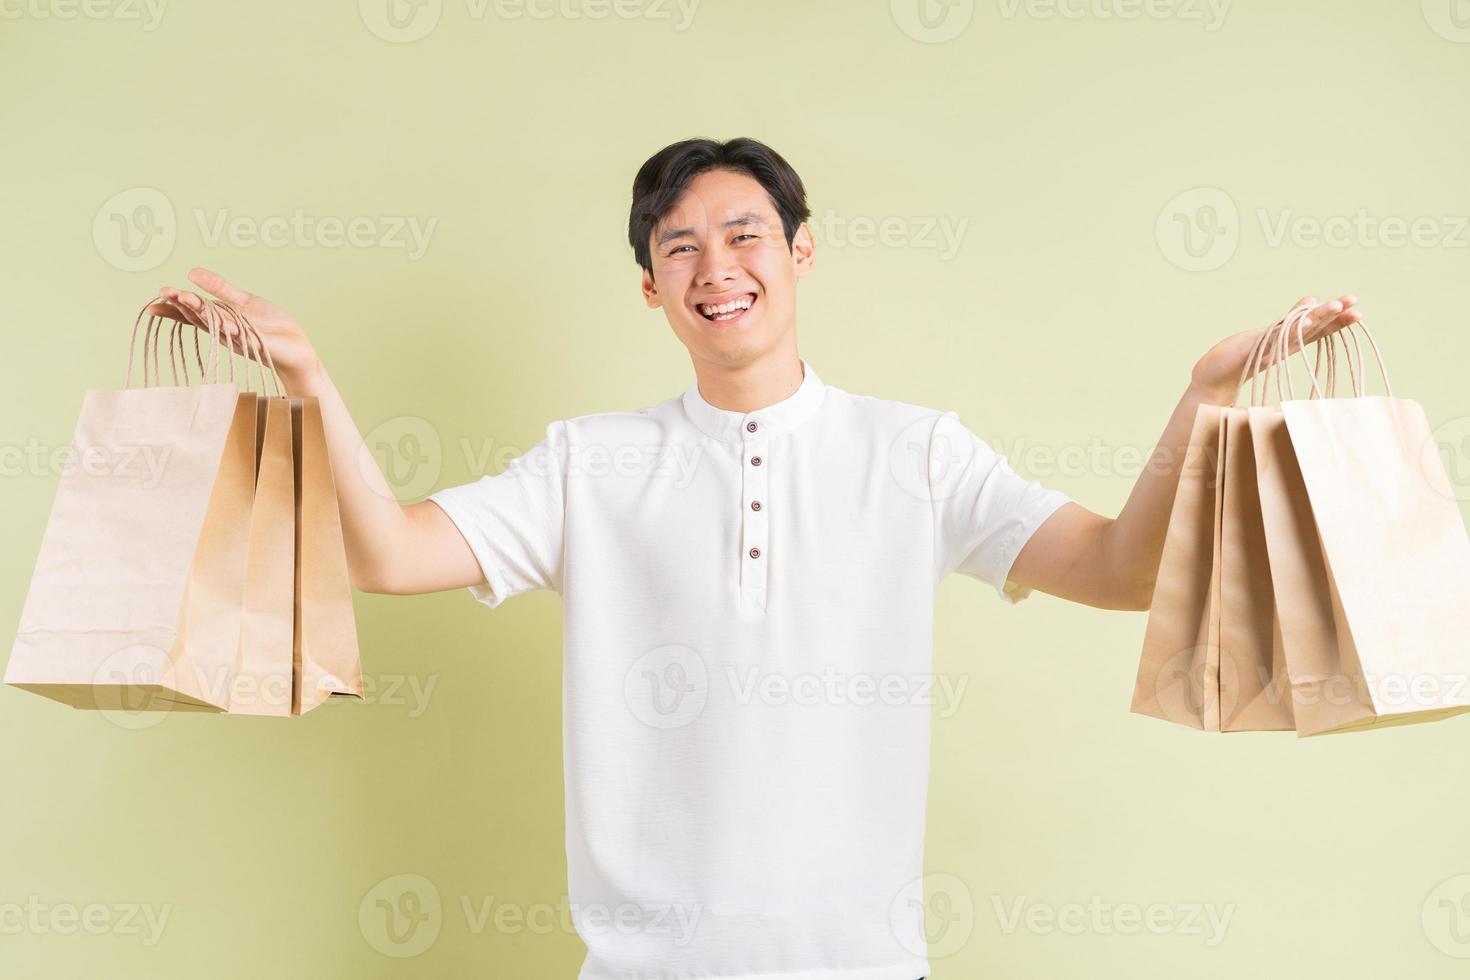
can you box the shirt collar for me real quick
[681,357,827,443]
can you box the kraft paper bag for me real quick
[1242,310,1470,735]
[1130,404,1226,730]
[1278,343,1470,734]
[202,297,364,718]
[1248,406,1368,735]
[1224,308,1368,736]
[291,395,364,715]
[197,301,300,717]
[227,385,297,716]
[1132,306,1303,733]
[6,301,256,712]
[1217,406,1295,731]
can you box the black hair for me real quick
[628,137,811,276]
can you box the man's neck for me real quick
[691,349,805,414]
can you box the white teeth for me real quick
[699,294,754,317]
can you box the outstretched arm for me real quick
[154,268,484,596]
[1004,294,1362,611]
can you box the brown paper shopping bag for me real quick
[212,303,298,717]
[291,394,364,715]
[1245,316,1369,735]
[1207,321,1305,732]
[1273,320,1470,734]
[1251,407,1373,736]
[1131,404,1227,729]
[1217,402,1295,731]
[1132,308,1304,733]
[192,298,363,717]
[6,299,260,712]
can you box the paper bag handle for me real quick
[128,295,224,389]
[1238,301,1394,405]
[184,298,267,393]
[1240,303,1319,406]
[160,307,219,388]
[126,294,283,396]
[1281,304,1392,400]
[1265,303,1322,404]
[205,298,285,398]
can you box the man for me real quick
[156,137,1360,980]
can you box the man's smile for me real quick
[696,291,757,323]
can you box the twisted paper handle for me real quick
[1236,301,1393,406]
[125,293,284,396]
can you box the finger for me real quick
[158,285,194,304]
[145,302,195,322]
[166,288,204,311]
[147,292,208,328]
[172,291,212,327]
[1263,305,1323,365]
[1267,301,1325,366]
[1292,299,1345,348]
[159,289,249,350]
[1308,298,1344,323]
[1268,296,1318,348]
[1325,308,1364,343]
[1317,293,1358,324]
[188,267,254,307]
[1304,300,1363,344]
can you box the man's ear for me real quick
[792,222,816,279]
[640,266,662,309]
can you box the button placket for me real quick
[740,417,769,604]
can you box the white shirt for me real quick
[428,358,1072,980]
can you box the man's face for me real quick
[641,168,814,367]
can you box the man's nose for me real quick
[696,242,739,285]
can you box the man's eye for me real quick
[668,245,695,255]
[733,234,758,243]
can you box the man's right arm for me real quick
[293,363,485,595]
[157,268,486,597]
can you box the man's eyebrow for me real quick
[655,212,772,247]
[656,226,695,247]
[723,212,769,229]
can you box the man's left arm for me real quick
[1005,294,1362,611]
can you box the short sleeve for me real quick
[930,411,1073,605]
[426,419,568,608]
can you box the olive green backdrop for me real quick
[3,1,1470,976]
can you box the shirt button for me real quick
[750,455,762,466]
[750,500,761,511]
[749,547,761,559]
[746,420,758,432]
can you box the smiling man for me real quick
[156,136,1360,980]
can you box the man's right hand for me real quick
[148,267,322,394]
[144,266,488,598]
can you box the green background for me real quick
[3,0,1470,976]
